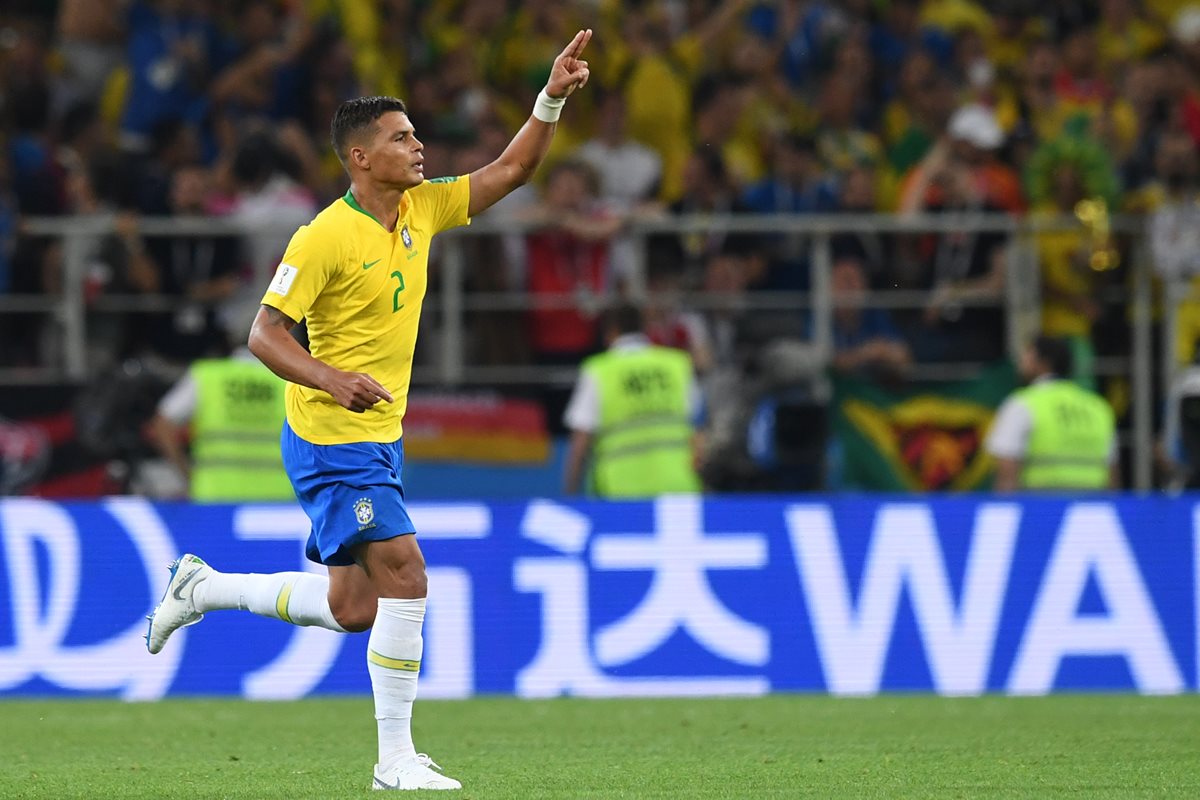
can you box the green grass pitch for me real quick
[1,695,1197,798]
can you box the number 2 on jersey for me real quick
[391,270,405,312]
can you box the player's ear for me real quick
[349,144,370,171]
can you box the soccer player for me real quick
[146,29,592,791]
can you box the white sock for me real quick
[193,571,346,632]
[368,597,425,768]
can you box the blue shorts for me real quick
[281,421,416,567]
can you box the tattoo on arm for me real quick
[262,305,297,331]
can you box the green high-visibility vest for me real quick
[586,345,701,498]
[1016,379,1115,490]
[191,358,293,502]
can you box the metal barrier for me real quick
[13,211,1162,489]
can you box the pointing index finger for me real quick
[364,375,393,403]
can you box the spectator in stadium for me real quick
[741,133,838,287]
[148,313,291,502]
[742,134,838,215]
[131,116,202,214]
[953,25,999,110]
[986,3,1043,83]
[575,89,663,212]
[613,0,754,201]
[829,27,877,105]
[493,0,575,97]
[694,78,763,187]
[302,0,408,101]
[211,128,316,342]
[832,164,892,287]
[54,102,112,197]
[748,0,851,87]
[55,0,127,111]
[1159,344,1200,489]
[882,50,949,174]
[643,255,714,375]
[63,151,161,367]
[898,114,1011,364]
[1026,131,1122,387]
[870,0,954,81]
[899,103,1024,215]
[523,159,621,369]
[289,32,369,203]
[814,72,884,177]
[670,149,747,277]
[1096,0,1165,75]
[726,25,807,146]
[575,88,663,281]
[827,256,912,381]
[702,235,773,368]
[563,303,704,498]
[1148,126,1200,365]
[1172,6,1200,149]
[1119,55,1173,192]
[985,335,1117,491]
[123,165,242,364]
[205,0,311,124]
[1052,20,1138,160]
[1008,38,1064,146]
[118,0,228,152]
[6,77,66,216]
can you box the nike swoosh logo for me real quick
[172,568,202,601]
[362,259,382,270]
[373,776,445,790]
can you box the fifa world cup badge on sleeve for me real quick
[354,497,376,530]
[269,263,297,296]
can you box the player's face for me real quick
[369,111,425,189]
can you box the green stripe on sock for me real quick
[367,649,421,672]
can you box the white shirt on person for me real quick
[575,140,662,210]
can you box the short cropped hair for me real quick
[545,158,600,196]
[606,303,644,336]
[1033,335,1073,378]
[330,96,408,168]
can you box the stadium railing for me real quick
[13,212,1161,489]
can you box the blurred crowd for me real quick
[4,1,1200,416]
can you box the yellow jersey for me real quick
[261,177,471,444]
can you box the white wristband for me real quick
[532,89,565,123]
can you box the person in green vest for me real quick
[562,303,704,498]
[149,326,293,502]
[985,335,1117,492]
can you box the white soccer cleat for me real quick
[372,754,462,791]
[145,554,211,654]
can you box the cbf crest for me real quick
[400,224,413,249]
[354,497,375,529]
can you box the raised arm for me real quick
[248,305,393,413]
[468,29,592,217]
